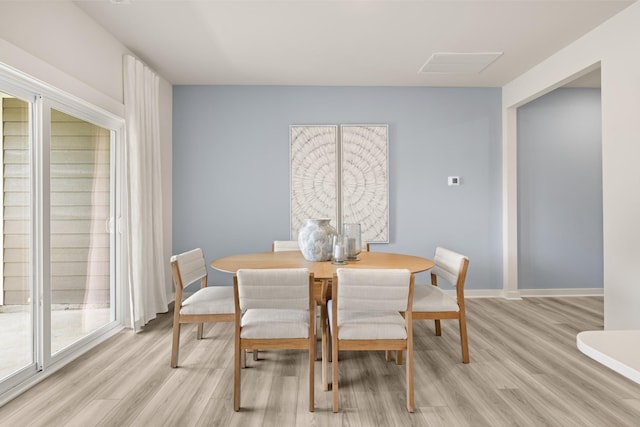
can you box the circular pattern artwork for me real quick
[341,125,388,242]
[290,124,388,243]
[290,125,337,237]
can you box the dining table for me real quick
[211,250,433,366]
[210,250,435,303]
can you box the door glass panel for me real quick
[0,94,33,380]
[50,108,112,355]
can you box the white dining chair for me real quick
[323,268,415,413]
[233,268,316,412]
[272,240,300,251]
[169,248,234,368]
[413,246,470,363]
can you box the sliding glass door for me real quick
[0,93,34,382]
[0,70,123,399]
[48,107,114,356]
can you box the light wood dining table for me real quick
[210,250,435,303]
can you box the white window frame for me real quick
[0,62,126,405]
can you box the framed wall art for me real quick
[290,124,389,243]
[290,125,339,238]
[340,125,388,243]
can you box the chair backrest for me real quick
[170,248,207,290]
[431,247,469,288]
[335,268,412,312]
[235,268,311,310]
[272,240,300,252]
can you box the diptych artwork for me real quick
[290,124,388,243]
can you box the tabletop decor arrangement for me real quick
[298,218,337,261]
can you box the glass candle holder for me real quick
[343,223,362,260]
[332,234,346,264]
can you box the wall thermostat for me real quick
[448,176,460,186]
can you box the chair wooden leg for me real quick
[459,316,470,364]
[406,344,415,413]
[332,338,339,413]
[253,350,258,361]
[324,315,332,363]
[396,350,403,365]
[309,334,315,412]
[322,306,329,391]
[435,319,442,336]
[316,306,322,361]
[234,341,241,411]
[197,322,204,340]
[171,322,180,368]
[385,350,392,361]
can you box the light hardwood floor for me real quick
[1,297,639,426]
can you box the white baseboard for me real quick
[518,288,604,297]
[442,288,605,299]
[464,289,507,298]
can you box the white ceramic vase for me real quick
[298,218,337,261]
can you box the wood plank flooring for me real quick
[1,297,639,426]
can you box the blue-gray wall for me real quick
[173,86,502,289]
[517,88,603,290]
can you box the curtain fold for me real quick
[123,54,168,331]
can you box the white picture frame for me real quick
[341,124,389,243]
[290,124,389,242]
[290,125,339,238]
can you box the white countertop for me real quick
[577,330,640,384]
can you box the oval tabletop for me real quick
[210,250,434,279]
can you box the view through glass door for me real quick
[49,107,114,356]
[0,94,33,381]
[0,89,117,388]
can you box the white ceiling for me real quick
[74,0,634,87]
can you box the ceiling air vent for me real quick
[419,52,503,74]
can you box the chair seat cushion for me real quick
[412,285,459,312]
[180,286,235,315]
[327,300,407,340]
[241,309,310,339]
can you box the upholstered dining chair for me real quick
[319,242,371,365]
[169,248,234,368]
[323,268,415,413]
[272,240,300,251]
[246,239,304,363]
[413,246,470,363]
[233,268,316,412]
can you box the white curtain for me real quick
[123,54,168,331]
